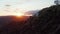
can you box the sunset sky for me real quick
[0,0,54,16]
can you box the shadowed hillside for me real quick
[0,16,30,34]
[20,5,60,34]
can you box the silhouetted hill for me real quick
[20,5,60,34]
[0,16,31,34]
[0,16,30,28]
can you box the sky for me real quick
[0,0,55,16]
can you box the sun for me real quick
[14,13,24,17]
[16,13,23,16]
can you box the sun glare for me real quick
[14,13,24,17]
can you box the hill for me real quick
[0,16,30,28]
[20,5,60,34]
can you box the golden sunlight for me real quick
[13,12,24,17]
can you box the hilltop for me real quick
[21,5,60,34]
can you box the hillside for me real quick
[21,5,60,34]
[0,16,30,29]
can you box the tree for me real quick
[54,0,60,5]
